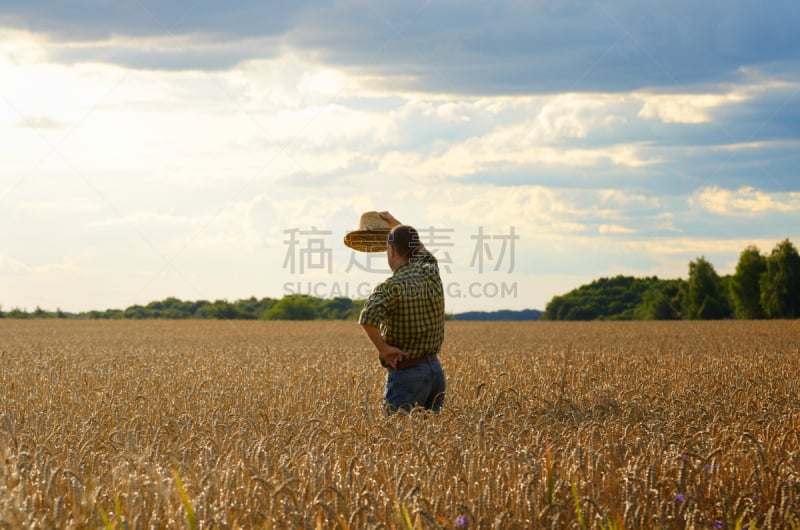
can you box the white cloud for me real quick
[634,77,796,125]
[87,210,205,228]
[597,189,661,208]
[12,115,68,129]
[16,198,102,213]
[0,253,31,274]
[627,236,778,257]
[691,186,798,215]
[370,92,663,177]
[535,93,628,139]
[0,28,48,65]
[599,224,636,234]
[713,139,800,153]
[650,212,681,233]
[635,91,747,124]
[228,56,368,110]
[0,253,80,275]
[380,138,659,179]
[423,184,668,239]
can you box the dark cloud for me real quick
[0,0,303,40]
[714,90,800,144]
[2,1,798,94]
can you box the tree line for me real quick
[0,295,364,321]
[544,238,800,320]
[4,238,797,321]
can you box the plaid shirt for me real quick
[359,250,445,365]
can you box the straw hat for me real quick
[344,211,391,252]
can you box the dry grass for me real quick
[1,319,799,529]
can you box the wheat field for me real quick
[1,319,799,529]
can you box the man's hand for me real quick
[361,323,407,368]
[378,211,401,229]
[379,345,408,369]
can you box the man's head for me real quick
[387,224,420,269]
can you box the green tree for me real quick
[166,297,194,318]
[760,239,800,319]
[264,295,318,320]
[146,297,194,318]
[91,309,124,319]
[124,305,149,319]
[635,282,682,320]
[543,275,665,321]
[235,296,262,319]
[7,307,31,319]
[198,300,247,319]
[683,257,731,320]
[235,297,277,319]
[730,245,767,319]
[317,297,362,320]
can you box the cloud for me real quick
[633,238,742,256]
[599,224,636,234]
[12,115,67,129]
[49,33,284,72]
[15,198,101,213]
[636,92,748,124]
[421,183,671,241]
[691,186,799,215]
[0,253,79,275]
[87,210,204,228]
[2,1,798,94]
[0,2,301,42]
[0,253,30,274]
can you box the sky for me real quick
[1,1,799,314]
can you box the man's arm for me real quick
[361,324,407,368]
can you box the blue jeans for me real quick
[384,357,446,413]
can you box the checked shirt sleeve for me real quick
[358,280,391,329]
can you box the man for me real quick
[359,211,446,413]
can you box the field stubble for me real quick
[1,320,799,529]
